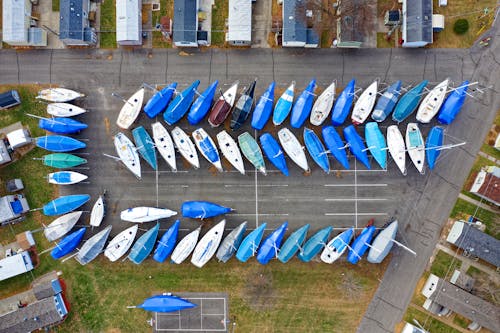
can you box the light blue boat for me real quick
[259,133,289,176]
[153,220,180,263]
[304,128,330,173]
[36,135,86,152]
[343,125,370,169]
[364,122,387,169]
[51,227,86,259]
[238,132,267,175]
[392,80,428,123]
[128,223,160,264]
[144,82,177,118]
[322,126,350,170]
[371,81,402,122]
[39,117,88,134]
[367,220,398,264]
[331,79,355,126]
[251,82,275,130]
[347,224,376,264]
[277,224,310,263]
[132,126,157,170]
[437,80,469,125]
[290,79,316,128]
[426,126,444,170]
[164,80,200,125]
[188,81,218,125]
[256,222,288,265]
[181,201,232,219]
[297,226,333,262]
[216,221,248,263]
[236,223,267,263]
[43,194,90,216]
[273,81,295,126]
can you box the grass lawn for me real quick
[52,0,60,12]
[449,198,499,238]
[151,0,173,48]
[430,250,461,278]
[377,32,394,48]
[100,0,117,48]
[404,307,462,333]
[211,0,228,46]
[481,143,500,160]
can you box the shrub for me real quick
[453,19,469,35]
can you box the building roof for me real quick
[283,0,307,45]
[116,0,141,42]
[0,196,15,223]
[0,90,21,109]
[173,0,197,45]
[0,140,11,165]
[227,0,252,42]
[469,170,500,206]
[402,0,433,46]
[59,0,88,41]
[446,221,500,267]
[2,0,29,43]
[0,252,33,282]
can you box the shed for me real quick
[0,90,21,109]
[0,140,12,165]
[432,14,445,32]
[59,0,97,46]
[2,0,30,45]
[0,194,30,225]
[469,169,500,206]
[116,0,142,46]
[385,10,401,26]
[7,128,31,149]
[227,0,252,46]
[0,251,34,281]
[402,0,433,47]
[15,231,35,251]
[28,27,48,46]
[282,0,307,47]
[6,179,24,192]
[173,0,198,47]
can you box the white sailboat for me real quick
[171,227,202,264]
[47,103,87,117]
[114,132,141,179]
[416,78,449,123]
[120,207,177,223]
[216,130,245,175]
[104,225,139,262]
[320,229,354,264]
[89,194,105,227]
[406,123,425,174]
[44,211,83,242]
[387,125,407,176]
[351,81,378,125]
[37,88,84,103]
[278,128,309,172]
[191,220,226,268]
[171,126,200,169]
[152,122,177,171]
[310,82,336,126]
[116,88,145,129]
[192,128,223,172]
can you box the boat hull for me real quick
[387,125,407,175]
[171,127,199,169]
[364,122,387,169]
[208,82,238,127]
[121,207,177,223]
[277,224,310,263]
[36,135,86,152]
[116,88,145,129]
[153,220,181,263]
[347,225,376,264]
[76,226,112,265]
[297,226,333,262]
[192,128,223,172]
[39,117,88,134]
[114,132,141,179]
[152,122,177,171]
[132,126,158,170]
[38,88,84,103]
[181,201,231,219]
[188,81,219,125]
[351,81,378,125]
[236,223,267,262]
[392,80,428,123]
[89,195,105,227]
[320,228,354,264]
[273,82,295,126]
[191,220,226,268]
[343,125,370,169]
[256,222,288,265]
[278,128,309,172]
[260,133,289,176]
[217,131,245,175]
[367,220,398,264]
[43,194,90,216]
[48,171,88,185]
[104,225,139,262]
[128,223,160,264]
[437,80,469,125]
[331,79,355,126]
[290,79,316,128]
[304,128,330,173]
[371,81,402,122]
[163,81,200,125]
[416,79,449,123]
[406,123,425,174]
[44,211,82,242]
[238,132,267,175]
[310,82,335,126]
[426,126,444,170]
[251,82,276,130]
[170,227,201,264]
[322,126,350,170]
[144,83,177,118]
[216,221,248,262]
[51,227,86,259]
[42,153,87,168]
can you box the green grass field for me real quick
[211,0,228,46]
[430,250,461,278]
[100,0,117,48]
[404,307,462,333]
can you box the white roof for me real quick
[2,0,30,43]
[116,0,141,42]
[470,170,486,193]
[0,251,33,281]
[227,0,252,42]
[7,128,31,149]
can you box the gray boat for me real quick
[216,221,248,263]
[367,220,398,264]
[75,226,112,265]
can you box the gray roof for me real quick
[283,0,307,44]
[0,196,16,223]
[404,0,432,43]
[59,0,91,42]
[33,272,61,300]
[2,0,30,43]
[116,0,141,43]
[173,0,197,44]
[429,279,500,332]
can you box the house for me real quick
[401,0,433,47]
[0,90,21,109]
[116,0,142,46]
[2,0,47,46]
[173,0,198,47]
[59,0,97,46]
[469,166,500,206]
[446,220,500,267]
[226,0,252,46]
[282,0,319,48]
[6,128,31,150]
[0,194,30,225]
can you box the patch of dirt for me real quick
[243,269,277,311]
[339,271,364,299]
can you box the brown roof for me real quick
[471,172,500,205]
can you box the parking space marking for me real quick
[324,213,388,216]
[227,213,290,217]
[224,184,288,187]
[324,198,388,201]
[323,183,388,187]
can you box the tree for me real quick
[453,19,469,35]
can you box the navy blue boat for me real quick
[304,128,330,173]
[437,80,469,125]
[331,79,355,126]
[231,80,257,130]
[181,201,232,219]
[426,126,444,170]
[164,80,200,125]
[290,79,316,128]
[259,133,289,176]
[251,82,275,130]
[39,117,88,134]
[322,126,350,170]
[343,125,370,169]
[153,220,180,263]
[51,227,86,259]
[144,82,177,118]
[36,135,86,152]
[347,224,376,264]
[256,222,288,265]
[188,81,218,125]
[371,81,402,122]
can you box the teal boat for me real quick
[297,226,332,262]
[364,122,387,169]
[392,80,428,123]
[132,126,157,170]
[128,223,160,264]
[235,223,267,262]
[238,132,266,175]
[41,153,87,168]
[277,224,310,263]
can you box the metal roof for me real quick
[116,0,141,43]
[282,0,307,46]
[402,0,433,46]
[227,0,252,42]
[469,170,500,206]
[173,0,197,45]
[0,252,33,282]
[2,0,30,44]
[59,0,91,42]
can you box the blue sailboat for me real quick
[277,224,310,263]
[290,79,316,128]
[230,79,257,130]
[297,226,332,262]
[163,80,200,125]
[181,201,232,219]
[256,222,288,265]
[371,81,402,122]
[331,79,355,126]
[153,220,181,263]
[437,80,469,125]
[392,80,428,123]
[135,294,196,313]
[304,128,330,173]
[273,81,295,126]
[343,125,370,169]
[322,126,350,170]
[51,227,86,259]
[36,135,86,152]
[236,223,267,262]
[187,81,218,125]
[364,122,387,169]
[128,223,160,264]
[426,126,444,170]
[132,126,157,170]
[39,117,88,134]
[251,82,275,130]
[347,223,376,264]
[43,194,90,216]
[259,133,289,176]
[144,82,177,118]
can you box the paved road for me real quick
[0,42,498,332]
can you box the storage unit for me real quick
[0,90,21,109]
[116,0,142,46]
[7,128,31,149]
[226,0,252,46]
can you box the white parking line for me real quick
[143,170,189,173]
[324,213,388,216]
[224,184,288,187]
[323,183,388,187]
[324,198,388,201]
[228,213,290,217]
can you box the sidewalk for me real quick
[478,151,499,165]
[251,0,271,47]
[457,193,500,214]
